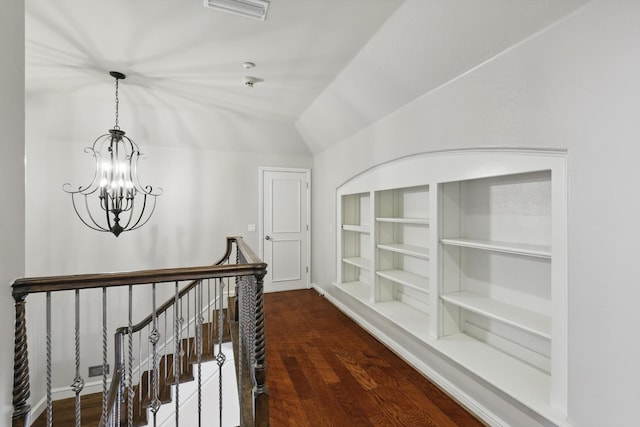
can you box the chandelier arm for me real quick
[82,193,111,232]
[127,195,148,230]
[130,153,162,196]
[128,196,158,232]
[62,145,104,196]
[70,194,109,233]
[120,198,135,230]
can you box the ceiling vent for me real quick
[203,0,270,21]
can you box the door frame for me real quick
[258,166,311,289]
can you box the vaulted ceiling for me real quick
[26,0,589,156]
[25,0,403,154]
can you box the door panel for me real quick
[271,239,301,282]
[261,169,309,292]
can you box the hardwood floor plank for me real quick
[282,355,316,400]
[333,349,379,391]
[298,343,341,385]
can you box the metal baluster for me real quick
[237,275,243,426]
[186,292,190,361]
[147,323,151,408]
[101,287,108,424]
[46,292,52,427]
[138,323,143,408]
[149,283,160,425]
[196,281,203,426]
[164,311,168,381]
[213,278,218,356]
[128,285,133,427]
[174,281,180,426]
[216,279,226,426]
[71,289,84,427]
[207,279,212,356]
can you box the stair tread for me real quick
[123,313,232,426]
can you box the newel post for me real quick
[253,273,269,427]
[12,293,31,427]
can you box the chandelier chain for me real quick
[114,77,120,130]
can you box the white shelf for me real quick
[342,257,370,270]
[376,217,429,225]
[376,243,429,259]
[435,333,553,419]
[370,300,430,341]
[338,281,369,303]
[376,270,429,294]
[441,291,551,339]
[342,224,371,233]
[440,238,551,259]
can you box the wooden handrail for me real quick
[12,237,266,296]
[12,236,269,427]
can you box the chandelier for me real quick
[63,71,161,237]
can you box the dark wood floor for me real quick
[265,289,483,427]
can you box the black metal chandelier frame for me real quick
[63,71,162,237]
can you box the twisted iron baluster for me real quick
[46,292,52,427]
[71,289,84,427]
[207,279,211,355]
[149,283,161,424]
[196,281,203,426]
[128,285,134,427]
[216,278,226,426]
[138,323,142,408]
[164,312,168,382]
[253,273,269,426]
[186,292,190,362]
[101,287,108,424]
[174,281,180,426]
[214,277,218,357]
[236,275,243,426]
[146,324,151,410]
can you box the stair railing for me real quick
[11,236,268,427]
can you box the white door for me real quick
[260,168,310,293]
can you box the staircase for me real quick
[127,312,231,426]
[31,310,233,427]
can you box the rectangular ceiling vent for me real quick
[203,0,270,21]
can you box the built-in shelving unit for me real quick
[338,192,372,302]
[334,151,568,426]
[374,185,431,331]
[439,171,553,377]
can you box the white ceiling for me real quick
[25,0,589,156]
[25,0,404,154]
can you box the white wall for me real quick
[25,143,311,275]
[310,1,640,425]
[0,0,25,424]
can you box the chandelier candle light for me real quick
[63,71,161,237]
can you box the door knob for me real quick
[265,235,271,240]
